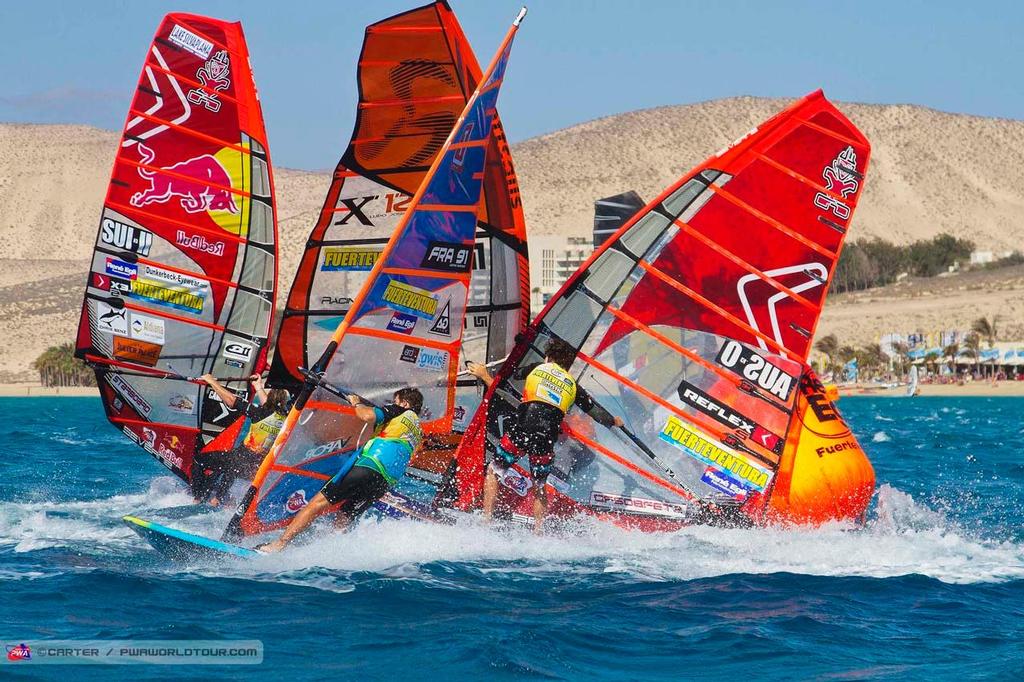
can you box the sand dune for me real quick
[2,96,1023,380]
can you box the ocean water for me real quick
[2,396,1023,680]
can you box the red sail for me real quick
[452,91,874,529]
[74,14,277,481]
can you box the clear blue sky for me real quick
[2,1,1022,170]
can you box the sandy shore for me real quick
[843,381,1024,397]
[0,384,98,397]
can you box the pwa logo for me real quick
[6,643,31,661]
[130,143,239,215]
[286,490,307,513]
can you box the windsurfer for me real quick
[259,388,425,553]
[466,338,623,533]
[190,374,291,506]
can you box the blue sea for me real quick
[2,396,1023,680]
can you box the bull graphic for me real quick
[130,143,239,214]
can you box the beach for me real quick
[0,383,98,397]
[843,380,1024,397]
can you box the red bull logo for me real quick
[130,143,239,215]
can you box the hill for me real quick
[3,96,1024,380]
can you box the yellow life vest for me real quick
[243,410,286,454]
[375,408,424,453]
[522,362,577,413]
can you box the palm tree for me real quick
[971,316,999,377]
[814,334,839,376]
[962,332,981,378]
[891,341,910,378]
[943,342,959,375]
[32,343,95,387]
[858,344,886,381]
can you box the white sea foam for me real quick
[872,431,892,442]
[5,481,1023,587]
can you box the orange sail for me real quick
[224,8,526,539]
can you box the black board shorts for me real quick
[319,464,390,521]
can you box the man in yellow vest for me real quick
[467,338,623,533]
[260,387,424,552]
[191,373,291,506]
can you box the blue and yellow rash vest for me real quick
[354,404,424,486]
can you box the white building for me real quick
[529,235,593,313]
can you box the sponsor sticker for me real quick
[415,348,448,372]
[320,295,354,307]
[286,490,308,513]
[96,302,128,335]
[129,265,209,315]
[499,467,532,497]
[113,336,162,367]
[302,437,351,460]
[399,346,419,363]
[131,279,205,314]
[716,339,796,401]
[168,394,196,414]
[387,312,418,335]
[658,415,773,492]
[176,229,225,256]
[677,380,783,455]
[168,23,213,59]
[381,280,437,320]
[701,467,749,498]
[420,241,473,272]
[223,341,254,364]
[129,312,165,344]
[106,373,152,416]
[100,218,152,256]
[320,247,380,272]
[589,491,688,519]
[105,258,137,280]
[428,300,451,337]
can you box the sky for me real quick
[2,1,1023,170]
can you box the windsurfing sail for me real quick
[593,191,645,248]
[906,365,919,397]
[224,8,526,539]
[452,91,875,529]
[74,14,277,481]
[266,1,529,462]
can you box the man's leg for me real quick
[529,452,554,535]
[532,484,548,535]
[482,463,501,522]
[260,492,332,553]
